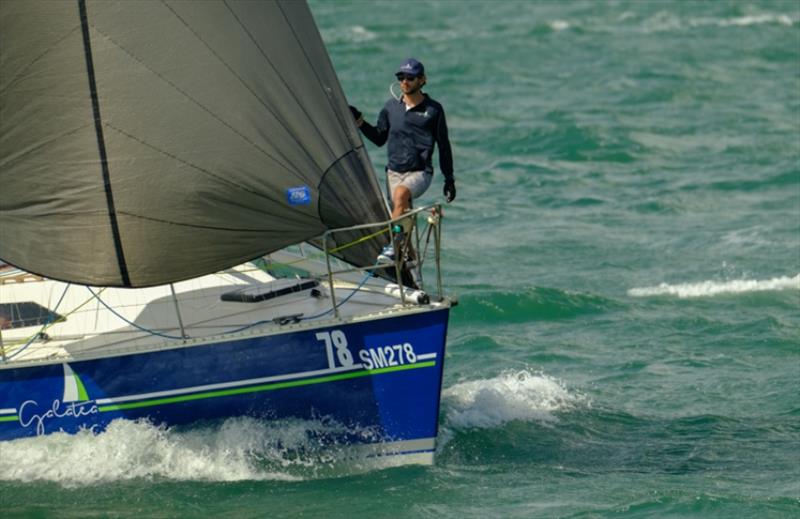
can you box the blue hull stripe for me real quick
[95,364,368,405]
[97,360,437,413]
[96,354,437,406]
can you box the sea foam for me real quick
[0,416,390,487]
[442,370,584,429]
[627,274,800,299]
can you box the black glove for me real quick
[443,178,456,203]
[348,105,362,121]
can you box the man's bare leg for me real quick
[391,185,412,220]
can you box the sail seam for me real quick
[0,122,94,172]
[78,0,131,287]
[103,123,289,209]
[276,1,358,149]
[0,208,319,233]
[161,0,316,182]
[0,25,82,97]
[224,0,337,163]
[113,210,324,234]
[85,7,302,180]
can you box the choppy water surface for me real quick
[2,1,798,517]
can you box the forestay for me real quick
[0,0,388,287]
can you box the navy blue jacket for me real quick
[360,94,454,182]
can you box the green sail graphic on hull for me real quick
[62,364,90,402]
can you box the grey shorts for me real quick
[386,169,433,200]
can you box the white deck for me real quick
[0,250,447,368]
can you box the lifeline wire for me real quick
[6,282,71,360]
[5,225,392,353]
[83,272,372,340]
[300,272,373,322]
[87,287,184,340]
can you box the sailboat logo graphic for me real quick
[17,364,98,435]
[62,363,90,402]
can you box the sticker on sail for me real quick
[286,186,312,206]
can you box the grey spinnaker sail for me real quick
[0,0,389,287]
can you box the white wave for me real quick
[348,25,377,41]
[628,274,800,299]
[0,416,389,487]
[640,11,796,33]
[442,370,584,429]
[641,11,683,32]
[691,13,796,28]
[320,25,376,44]
[549,20,570,31]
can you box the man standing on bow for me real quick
[350,58,455,262]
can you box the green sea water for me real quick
[1,1,798,517]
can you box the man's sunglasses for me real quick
[396,74,419,81]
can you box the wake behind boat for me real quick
[0,0,452,464]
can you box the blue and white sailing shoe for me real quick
[377,244,395,263]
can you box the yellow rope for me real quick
[328,227,389,254]
[257,257,310,268]
[239,227,390,276]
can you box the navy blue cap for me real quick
[396,58,425,77]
